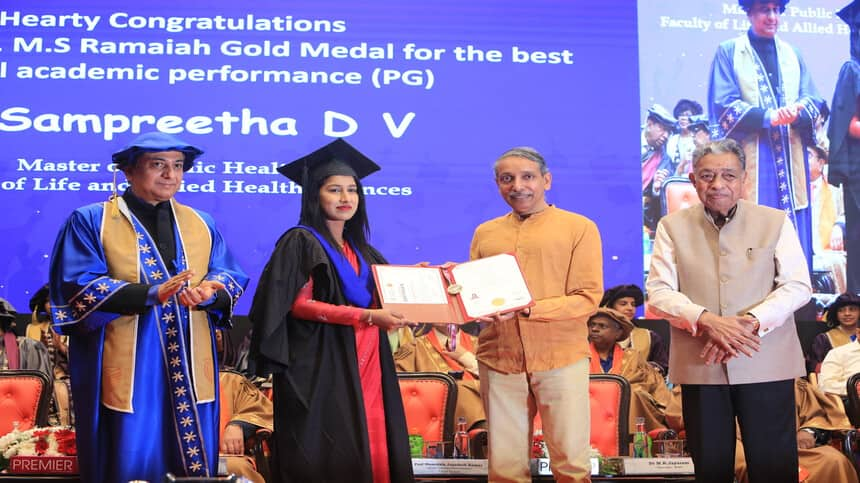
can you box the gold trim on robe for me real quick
[100,197,215,412]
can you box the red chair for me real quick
[531,374,632,457]
[589,373,631,457]
[661,177,700,216]
[0,369,52,436]
[398,372,458,456]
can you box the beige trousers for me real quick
[479,358,591,483]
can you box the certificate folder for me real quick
[372,253,534,323]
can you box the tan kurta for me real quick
[470,206,603,374]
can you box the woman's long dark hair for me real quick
[299,174,376,263]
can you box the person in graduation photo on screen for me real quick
[249,139,414,483]
[707,0,825,266]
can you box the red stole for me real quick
[3,332,19,369]
[426,329,475,381]
[589,343,623,375]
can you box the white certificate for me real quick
[451,253,533,319]
[374,265,448,304]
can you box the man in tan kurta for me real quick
[470,146,603,482]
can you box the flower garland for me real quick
[0,426,76,470]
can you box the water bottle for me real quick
[408,429,424,458]
[453,416,470,458]
[632,417,649,458]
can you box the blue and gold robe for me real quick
[708,31,825,262]
[49,197,247,483]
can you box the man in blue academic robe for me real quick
[49,132,248,483]
[708,0,825,265]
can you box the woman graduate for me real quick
[249,139,414,483]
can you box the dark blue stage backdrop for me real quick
[0,0,642,314]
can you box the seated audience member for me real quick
[808,143,848,294]
[642,104,677,234]
[808,293,860,372]
[587,308,672,432]
[388,325,415,354]
[734,378,857,483]
[26,284,73,425]
[0,298,51,377]
[220,370,274,483]
[666,99,704,173]
[675,115,712,175]
[394,324,485,430]
[600,284,668,374]
[215,328,238,369]
[819,312,860,398]
[232,328,255,378]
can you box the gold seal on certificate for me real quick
[447,283,463,295]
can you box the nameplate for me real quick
[621,457,694,475]
[530,458,600,476]
[9,455,79,474]
[412,458,488,475]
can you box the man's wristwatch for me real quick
[746,313,760,335]
[799,427,825,446]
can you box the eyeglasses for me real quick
[142,160,185,173]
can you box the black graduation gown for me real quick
[829,56,860,293]
[828,58,860,201]
[249,228,414,483]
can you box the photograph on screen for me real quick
[638,0,858,313]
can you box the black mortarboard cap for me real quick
[838,0,860,28]
[277,138,381,188]
[29,284,50,314]
[600,284,645,308]
[112,132,203,171]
